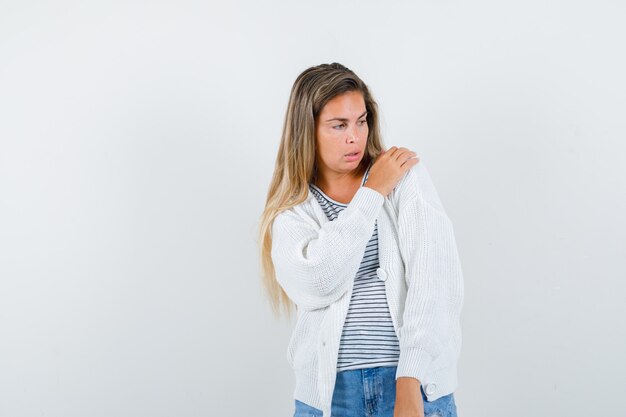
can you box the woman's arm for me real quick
[271,185,385,311]
[394,162,465,384]
[395,377,425,417]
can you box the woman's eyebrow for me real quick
[325,110,368,122]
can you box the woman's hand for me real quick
[365,146,420,197]
[394,377,425,417]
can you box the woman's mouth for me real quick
[344,151,360,161]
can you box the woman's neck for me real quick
[313,160,368,193]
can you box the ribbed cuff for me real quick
[395,346,434,384]
[351,186,385,221]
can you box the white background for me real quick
[1,1,625,416]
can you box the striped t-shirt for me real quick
[308,162,400,372]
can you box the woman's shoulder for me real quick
[393,159,428,195]
[273,193,320,229]
[392,159,445,211]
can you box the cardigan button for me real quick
[425,383,437,395]
[376,268,387,282]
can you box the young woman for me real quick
[258,63,464,417]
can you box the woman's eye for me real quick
[334,120,366,129]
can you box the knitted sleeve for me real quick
[394,162,465,383]
[271,185,385,311]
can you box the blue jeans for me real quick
[294,366,458,417]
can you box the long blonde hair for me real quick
[258,63,386,319]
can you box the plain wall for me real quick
[1,1,624,416]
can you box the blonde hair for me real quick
[258,63,386,319]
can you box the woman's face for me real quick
[314,90,369,179]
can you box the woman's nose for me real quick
[346,127,359,143]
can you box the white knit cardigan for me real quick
[271,161,464,417]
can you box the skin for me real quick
[314,91,425,417]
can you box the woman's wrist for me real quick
[397,376,421,386]
[396,377,421,398]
